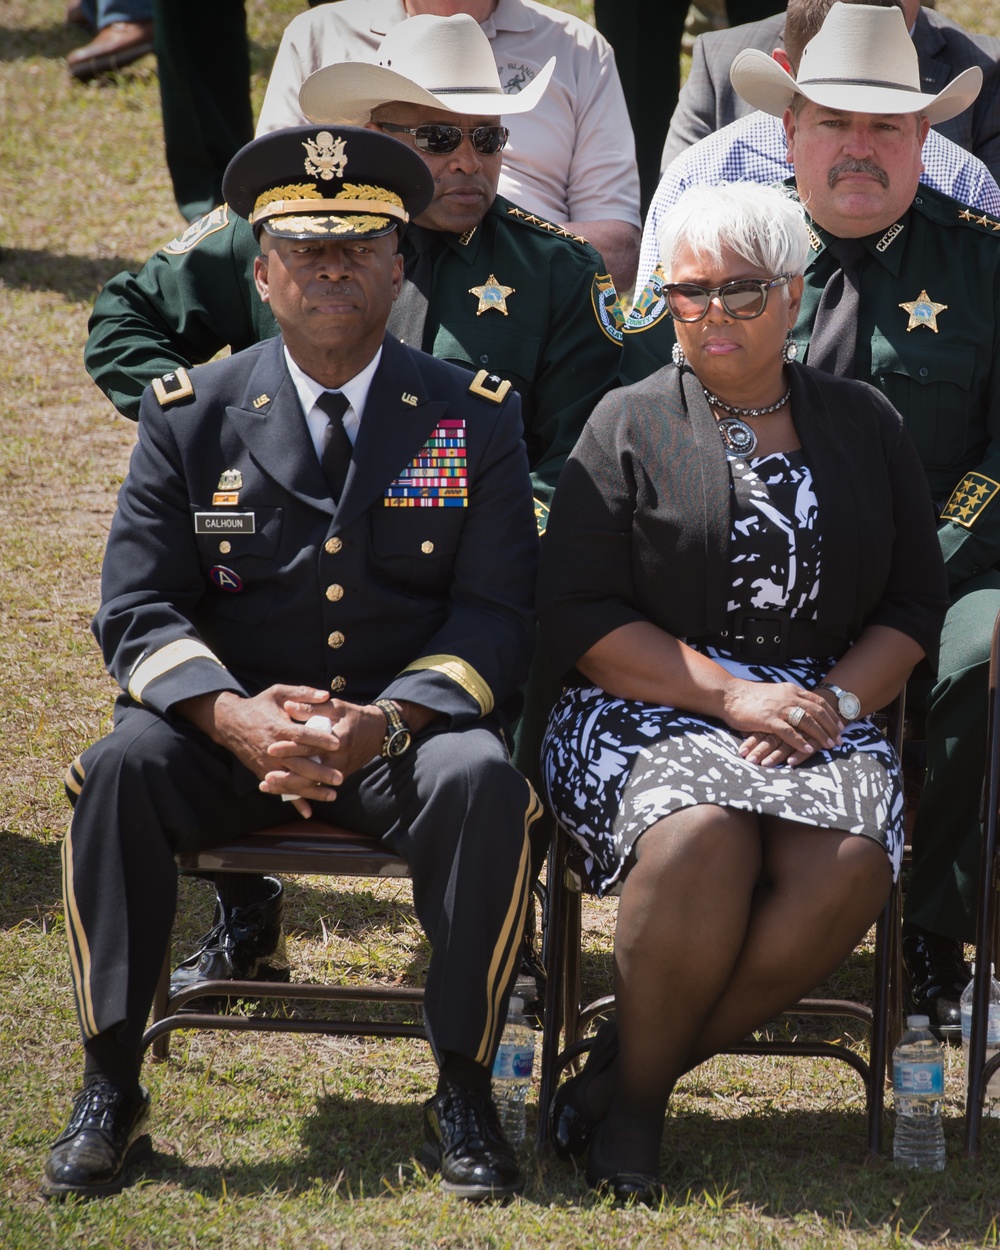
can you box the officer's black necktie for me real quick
[807,236,867,378]
[316,390,352,502]
[387,224,440,350]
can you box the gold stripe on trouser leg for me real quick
[474,780,544,1065]
[61,818,99,1039]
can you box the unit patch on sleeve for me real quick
[591,273,625,344]
[384,420,468,507]
[941,472,1000,528]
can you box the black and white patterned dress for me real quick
[541,450,903,896]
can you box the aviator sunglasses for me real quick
[663,275,791,322]
[378,121,510,155]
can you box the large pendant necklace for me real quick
[704,385,791,458]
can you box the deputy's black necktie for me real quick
[316,390,352,502]
[808,236,867,378]
[387,224,439,350]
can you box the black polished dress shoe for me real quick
[585,1121,663,1207]
[550,1017,619,1161]
[902,921,970,1041]
[42,1079,151,1199]
[421,1081,522,1200]
[170,875,290,1000]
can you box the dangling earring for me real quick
[782,332,798,363]
[672,342,686,368]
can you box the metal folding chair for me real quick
[142,821,425,1061]
[537,695,906,1157]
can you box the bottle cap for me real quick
[509,995,524,1013]
[906,1014,931,1027]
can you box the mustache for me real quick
[828,158,890,189]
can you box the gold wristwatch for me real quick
[374,698,413,758]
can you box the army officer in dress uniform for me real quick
[84,11,620,1003]
[44,125,540,1203]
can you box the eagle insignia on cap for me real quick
[303,131,348,181]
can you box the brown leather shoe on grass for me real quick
[66,20,154,81]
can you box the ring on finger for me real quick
[786,705,806,729]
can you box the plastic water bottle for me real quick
[491,995,535,1148]
[892,1014,946,1171]
[960,963,1000,1115]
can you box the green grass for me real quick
[4,0,1000,1246]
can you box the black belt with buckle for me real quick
[687,610,847,663]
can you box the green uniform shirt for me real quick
[619,183,1000,586]
[84,196,622,529]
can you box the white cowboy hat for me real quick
[730,2,981,125]
[299,13,555,124]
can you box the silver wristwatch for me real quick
[818,682,861,722]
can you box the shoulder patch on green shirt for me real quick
[941,472,1000,528]
[591,272,626,344]
[162,205,231,255]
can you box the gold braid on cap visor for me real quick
[251,182,409,228]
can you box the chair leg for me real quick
[866,882,897,1156]
[150,946,172,1061]
[965,610,1000,1157]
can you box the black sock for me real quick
[213,873,276,910]
[438,1052,492,1097]
[83,1032,142,1099]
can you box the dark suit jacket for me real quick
[660,8,1000,181]
[538,362,948,679]
[97,333,539,728]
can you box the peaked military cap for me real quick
[222,124,434,241]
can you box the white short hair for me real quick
[656,182,811,280]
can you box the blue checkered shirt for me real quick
[635,111,1000,307]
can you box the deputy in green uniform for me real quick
[621,3,997,1034]
[84,13,621,998]
[85,15,622,529]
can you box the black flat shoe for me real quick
[549,1018,619,1161]
[42,1079,151,1200]
[585,1121,663,1207]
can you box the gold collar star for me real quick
[899,289,948,333]
[469,274,515,316]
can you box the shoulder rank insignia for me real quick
[468,370,512,403]
[505,205,587,245]
[591,272,625,344]
[470,274,515,316]
[899,290,948,333]
[958,206,1000,231]
[162,205,230,255]
[941,473,1000,528]
[151,367,194,407]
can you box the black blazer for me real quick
[539,363,948,678]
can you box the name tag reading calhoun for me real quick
[194,512,256,534]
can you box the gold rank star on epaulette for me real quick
[505,205,587,245]
[958,206,1000,232]
[151,366,194,406]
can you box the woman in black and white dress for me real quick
[540,182,948,1201]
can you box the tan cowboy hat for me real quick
[730,2,981,125]
[299,13,555,124]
